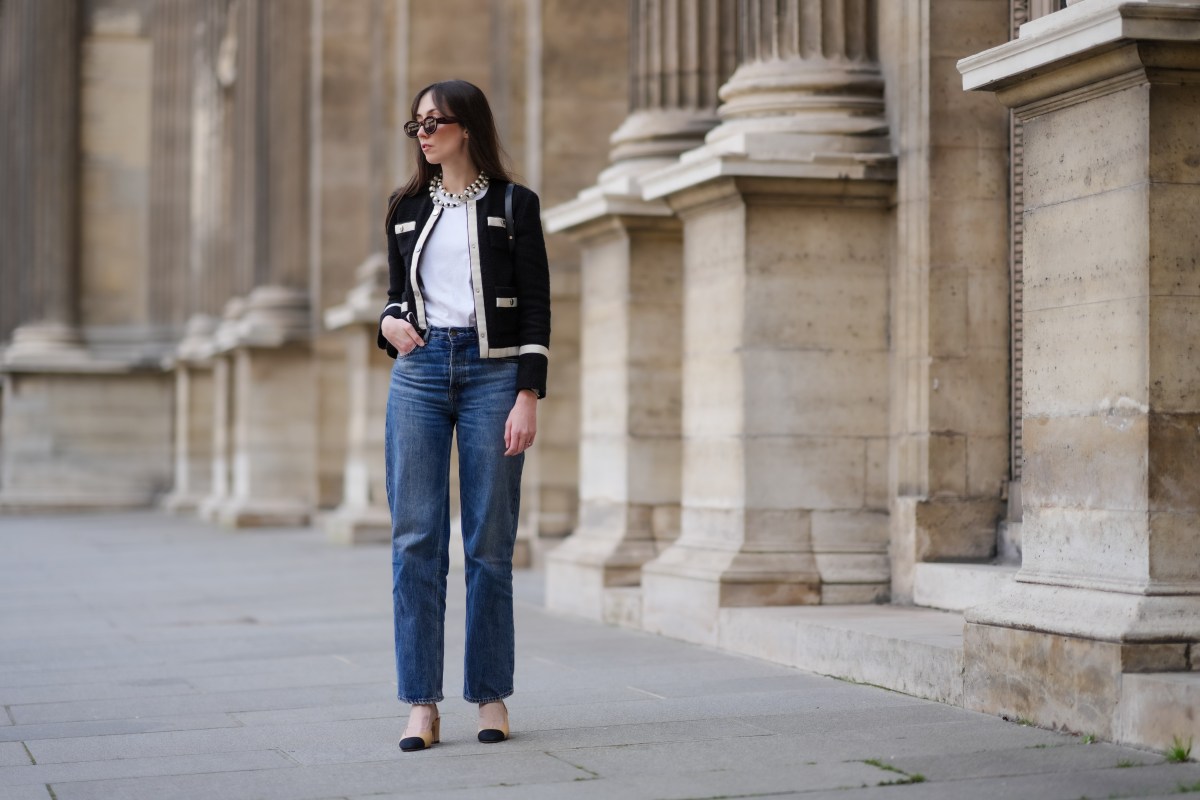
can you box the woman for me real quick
[377,79,550,752]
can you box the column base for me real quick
[641,542,821,646]
[160,491,205,514]
[545,501,663,621]
[214,498,311,529]
[963,580,1200,738]
[545,538,658,622]
[320,506,391,546]
[0,489,160,512]
[1119,673,1200,751]
[513,538,532,571]
[890,496,1004,602]
[0,369,172,511]
[2,322,88,367]
[217,343,317,530]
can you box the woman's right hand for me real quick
[381,316,424,356]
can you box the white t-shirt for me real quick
[421,187,487,329]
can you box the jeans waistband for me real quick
[426,326,477,341]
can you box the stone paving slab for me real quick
[0,786,53,800]
[0,512,1193,800]
[792,762,1200,800]
[44,751,588,800]
[0,742,31,768]
[0,714,242,745]
[0,749,294,789]
[880,740,1163,780]
[8,683,387,726]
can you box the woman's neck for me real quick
[439,158,480,194]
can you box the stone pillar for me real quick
[0,0,85,361]
[198,298,242,522]
[958,0,1200,740]
[214,287,315,528]
[0,0,174,510]
[321,254,393,545]
[163,1,236,517]
[543,0,736,624]
[213,0,317,527]
[886,0,1012,606]
[148,0,195,333]
[161,316,217,513]
[638,0,896,645]
[192,0,237,319]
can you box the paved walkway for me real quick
[2,513,1198,800]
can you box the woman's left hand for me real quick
[504,390,539,456]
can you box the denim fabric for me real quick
[385,327,523,704]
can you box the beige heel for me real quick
[478,701,509,743]
[399,706,440,752]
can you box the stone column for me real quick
[162,0,236,517]
[0,1,174,510]
[192,0,237,319]
[0,0,85,361]
[198,297,243,522]
[522,0,631,565]
[638,0,895,645]
[543,0,736,625]
[608,0,738,172]
[321,254,393,545]
[151,0,204,515]
[161,316,217,513]
[214,0,317,527]
[886,0,1012,608]
[958,0,1200,741]
[148,0,195,333]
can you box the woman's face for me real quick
[414,92,469,168]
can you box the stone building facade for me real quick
[2,0,1198,752]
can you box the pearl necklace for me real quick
[429,172,488,208]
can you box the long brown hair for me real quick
[386,80,514,224]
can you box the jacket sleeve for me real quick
[378,193,408,359]
[512,188,551,398]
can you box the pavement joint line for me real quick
[543,749,601,780]
[2,706,15,725]
[275,748,304,766]
[21,741,37,765]
[45,783,58,800]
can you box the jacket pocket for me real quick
[487,225,511,251]
[492,286,520,336]
[394,220,417,252]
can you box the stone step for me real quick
[1119,672,1200,751]
[716,604,966,706]
[912,562,1019,612]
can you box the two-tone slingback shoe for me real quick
[477,700,509,743]
[399,708,440,752]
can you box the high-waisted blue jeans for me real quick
[384,327,522,704]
